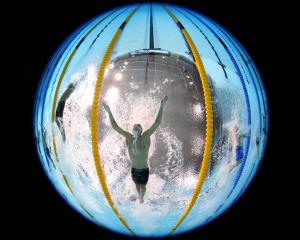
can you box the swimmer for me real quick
[255,129,261,159]
[40,124,56,169]
[229,123,250,162]
[55,81,79,142]
[41,125,51,160]
[103,96,168,203]
[205,124,250,193]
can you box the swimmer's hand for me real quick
[161,96,168,108]
[103,102,111,112]
[70,80,79,89]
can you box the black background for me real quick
[2,0,295,239]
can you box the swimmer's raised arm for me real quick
[143,96,168,137]
[103,102,131,138]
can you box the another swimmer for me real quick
[55,81,78,142]
[205,124,250,192]
[229,123,250,164]
[41,125,51,160]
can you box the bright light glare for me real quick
[104,68,109,77]
[193,104,203,120]
[115,72,122,81]
[108,62,114,69]
[104,87,119,105]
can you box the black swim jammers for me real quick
[131,168,149,185]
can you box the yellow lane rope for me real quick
[90,6,140,236]
[49,10,116,221]
[51,10,116,163]
[162,5,214,236]
[61,170,95,219]
[51,10,115,123]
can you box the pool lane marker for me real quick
[49,10,117,223]
[162,4,214,236]
[51,10,117,164]
[61,171,95,219]
[149,3,155,49]
[173,7,228,79]
[206,16,265,199]
[88,7,128,50]
[185,11,252,201]
[90,6,141,236]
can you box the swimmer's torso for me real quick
[126,135,151,169]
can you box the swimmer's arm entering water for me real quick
[143,96,168,137]
[103,103,131,138]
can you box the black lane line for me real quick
[240,51,267,135]
[52,29,89,92]
[164,7,194,61]
[183,7,252,196]
[54,53,63,67]
[214,19,267,136]
[75,37,85,49]
[88,8,128,49]
[214,203,224,214]
[144,4,154,85]
[174,7,228,79]
[51,11,106,90]
[149,4,154,49]
[53,24,89,68]
[145,54,149,84]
